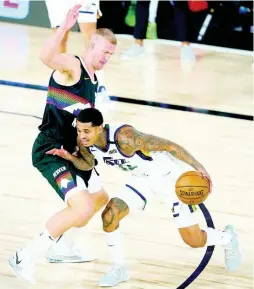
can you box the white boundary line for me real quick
[116,34,253,57]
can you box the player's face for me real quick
[76,121,101,147]
[93,38,116,70]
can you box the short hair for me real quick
[77,108,103,127]
[95,28,117,45]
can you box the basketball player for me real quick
[48,107,242,287]
[8,5,117,284]
[45,0,108,104]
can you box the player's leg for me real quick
[45,167,108,263]
[171,190,242,271]
[8,157,100,282]
[177,211,241,271]
[99,176,149,287]
[46,175,108,264]
[161,159,241,272]
[45,0,70,53]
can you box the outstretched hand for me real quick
[62,4,82,30]
[46,147,73,161]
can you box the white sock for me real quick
[204,227,232,246]
[54,227,80,249]
[149,0,159,23]
[95,70,105,87]
[19,228,55,264]
[106,228,125,266]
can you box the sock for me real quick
[95,70,105,87]
[149,0,159,23]
[106,228,125,266]
[204,227,232,246]
[54,227,80,250]
[19,228,55,264]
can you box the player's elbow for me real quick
[39,52,51,65]
[39,49,56,66]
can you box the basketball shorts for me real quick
[45,0,101,28]
[32,134,102,203]
[116,160,199,229]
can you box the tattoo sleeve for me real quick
[69,155,94,171]
[102,198,130,231]
[117,126,206,171]
[77,138,95,167]
[68,138,95,171]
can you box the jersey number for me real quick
[119,164,138,171]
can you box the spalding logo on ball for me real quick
[175,171,210,205]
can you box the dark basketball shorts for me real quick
[32,133,102,203]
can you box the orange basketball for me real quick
[175,171,210,205]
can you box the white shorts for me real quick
[65,168,102,203]
[116,162,199,229]
[45,0,101,28]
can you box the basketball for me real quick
[175,171,210,205]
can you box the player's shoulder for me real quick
[117,124,134,134]
[115,124,136,142]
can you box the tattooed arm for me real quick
[76,137,95,168]
[46,144,94,171]
[70,153,94,171]
[116,126,210,176]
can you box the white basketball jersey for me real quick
[89,124,188,177]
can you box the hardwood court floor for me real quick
[0,22,252,289]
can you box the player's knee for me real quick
[101,198,120,232]
[101,197,129,232]
[101,208,119,232]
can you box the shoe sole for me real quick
[46,257,95,263]
[99,276,130,287]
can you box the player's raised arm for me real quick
[39,4,81,72]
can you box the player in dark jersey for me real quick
[8,4,117,284]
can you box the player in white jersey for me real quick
[45,0,101,52]
[48,108,242,287]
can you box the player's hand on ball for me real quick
[62,4,82,30]
[198,170,212,193]
[46,148,73,161]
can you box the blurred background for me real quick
[0,0,253,51]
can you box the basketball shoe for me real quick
[99,264,130,287]
[224,225,242,271]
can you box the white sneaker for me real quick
[224,225,242,271]
[181,45,196,62]
[9,250,36,284]
[121,44,145,60]
[99,265,130,287]
[46,241,95,263]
